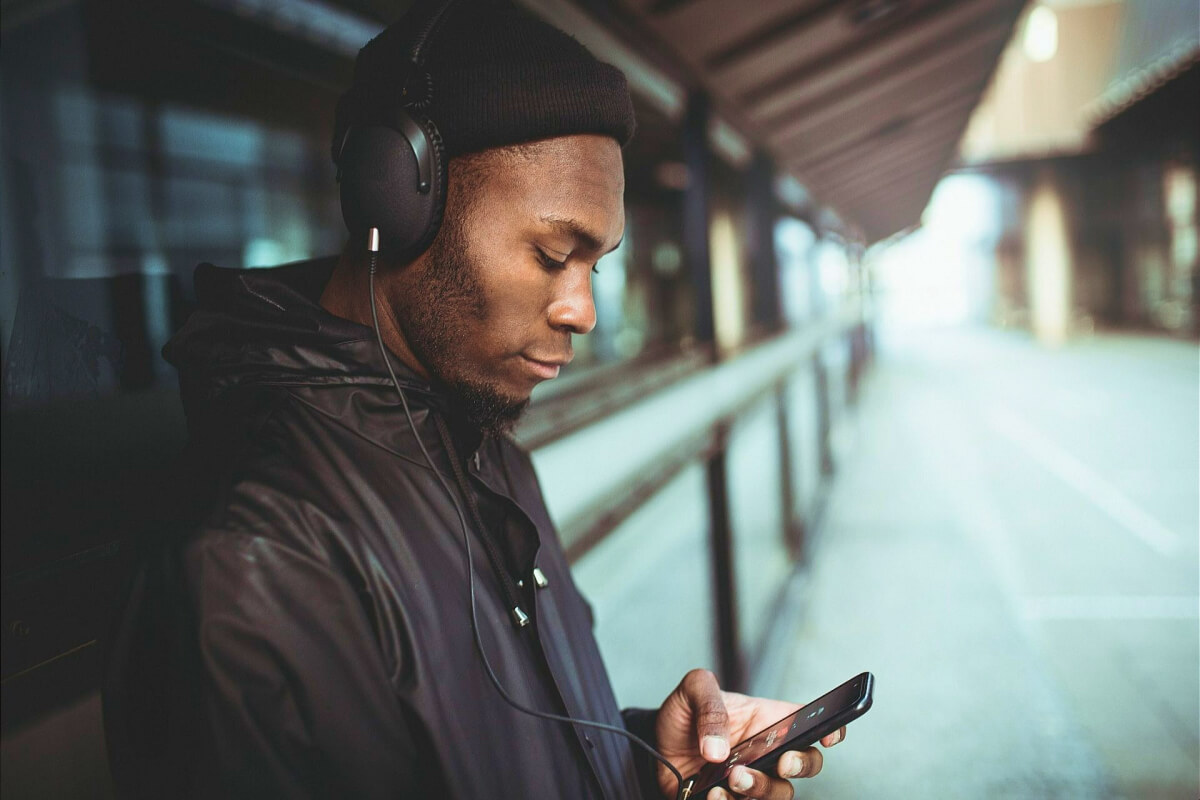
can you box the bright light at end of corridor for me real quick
[1023,6,1058,63]
[870,175,1003,330]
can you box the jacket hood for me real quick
[165,256,431,405]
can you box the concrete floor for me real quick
[767,327,1199,799]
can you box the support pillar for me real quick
[1026,169,1073,346]
[683,90,716,355]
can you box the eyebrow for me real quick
[540,215,624,255]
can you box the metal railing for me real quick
[521,304,871,691]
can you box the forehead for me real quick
[469,135,626,246]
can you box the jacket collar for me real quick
[167,256,493,461]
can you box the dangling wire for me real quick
[364,229,688,800]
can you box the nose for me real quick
[547,268,597,334]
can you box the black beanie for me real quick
[341,0,636,158]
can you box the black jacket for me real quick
[103,257,659,799]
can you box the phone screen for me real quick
[682,672,873,798]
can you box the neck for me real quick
[320,250,431,381]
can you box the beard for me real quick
[395,221,530,437]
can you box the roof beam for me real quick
[790,118,963,178]
[857,191,940,237]
[739,0,1017,106]
[825,163,946,213]
[819,150,949,201]
[747,0,1007,120]
[838,188,935,226]
[839,181,938,228]
[780,83,982,170]
[648,0,707,15]
[703,0,844,71]
[758,20,1010,136]
[799,131,962,192]
[797,122,964,182]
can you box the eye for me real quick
[536,249,568,270]
[536,247,600,275]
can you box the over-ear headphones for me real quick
[333,0,459,260]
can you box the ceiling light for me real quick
[1023,6,1058,63]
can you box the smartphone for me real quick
[679,671,874,799]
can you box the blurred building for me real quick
[955,0,1199,342]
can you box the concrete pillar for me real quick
[747,151,782,332]
[1025,169,1073,346]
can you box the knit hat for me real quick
[337,0,636,158]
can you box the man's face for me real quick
[393,134,625,433]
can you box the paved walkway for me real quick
[766,327,1199,799]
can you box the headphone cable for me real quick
[365,232,687,800]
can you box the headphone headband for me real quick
[411,0,460,67]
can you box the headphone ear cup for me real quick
[338,109,447,261]
[408,110,447,257]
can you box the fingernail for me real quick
[730,766,753,792]
[701,735,729,761]
[779,752,802,778]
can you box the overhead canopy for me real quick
[1088,0,1200,127]
[624,0,1027,242]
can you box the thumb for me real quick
[680,669,730,762]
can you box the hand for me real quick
[653,669,846,800]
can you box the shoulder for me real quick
[181,390,361,571]
[180,523,340,607]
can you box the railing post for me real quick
[705,422,744,692]
[774,382,800,558]
[813,351,835,478]
[683,89,745,689]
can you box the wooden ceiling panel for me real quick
[620,0,1025,241]
[705,9,862,96]
[760,23,1010,138]
[639,0,825,63]
[746,0,1007,121]
[777,68,993,165]
[787,85,983,169]
[820,150,947,202]
[801,130,962,190]
[842,185,937,227]
[817,169,947,226]
[856,187,939,239]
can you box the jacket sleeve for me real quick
[622,707,666,799]
[182,530,423,799]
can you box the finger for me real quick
[776,747,824,779]
[680,669,730,761]
[819,726,847,748]
[706,789,733,800]
[726,766,794,800]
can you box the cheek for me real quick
[475,265,551,342]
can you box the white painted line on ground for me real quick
[988,408,1184,557]
[1020,595,1199,620]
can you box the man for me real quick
[104,2,844,798]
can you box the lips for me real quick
[521,354,569,380]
